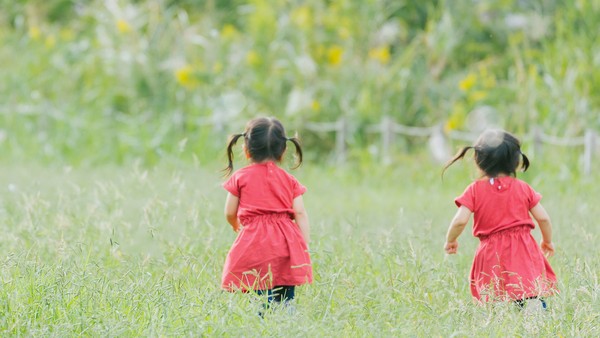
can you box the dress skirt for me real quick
[470,225,557,301]
[221,213,312,291]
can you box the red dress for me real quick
[455,177,557,302]
[221,162,313,291]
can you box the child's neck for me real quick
[483,173,510,179]
[250,159,278,165]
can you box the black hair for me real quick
[223,117,303,176]
[443,129,530,178]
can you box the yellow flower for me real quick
[445,106,466,132]
[116,19,132,34]
[221,24,238,41]
[368,45,391,65]
[291,6,312,29]
[60,28,75,41]
[175,65,198,89]
[311,100,320,111]
[246,50,261,67]
[29,26,41,40]
[459,73,477,92]
[469,90,487,102]
[327,45,343,66]
[45,35,56,48]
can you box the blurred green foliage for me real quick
[0,0,599,164]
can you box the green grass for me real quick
[0,160,598,336]
[2,0,599,335]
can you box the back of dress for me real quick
[221,162,312,291]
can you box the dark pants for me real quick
[515,297,547,310]
[257,285,295,303]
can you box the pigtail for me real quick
[286,136,303,169]
[222,133,245,177]
[520,151,530,172]
[442,146,473,178]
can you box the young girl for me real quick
[443,129,557,307]
[221,117,312,306]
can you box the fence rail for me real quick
[2,105,597,175]
[304,116,599,176]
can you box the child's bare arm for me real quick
[530,203,555,257]
[293,196,310,243]
[224,193,241,232]
[445,206,472,254]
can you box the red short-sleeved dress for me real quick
[221,161,313,291]
[455,176,557,302]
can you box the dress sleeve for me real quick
[455,183,475,211]
[223,173,240,197]
[290,175,307,198]
[527,183,542,209]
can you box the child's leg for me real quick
[256,289,274,303]
[271,286,295,303]
[514,296,547,310]
[255,286,296,317]
[255,289,272,318]
[515,298,526,309]
[256,287,295,302]
[273,286,297,315]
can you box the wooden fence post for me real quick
[381,115,394,165]
[533,126,543,158]
[428,124,451,163]
[335,117,347,163]
[583,129,596,176]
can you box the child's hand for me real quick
[232,220,242,233]
[444,241,459,254]
[541,241,555,258]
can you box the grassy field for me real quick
[0,158,598,336]
[2,1,599,335]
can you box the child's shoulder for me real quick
[467,178,487,188]
[514,177,530,184]
[266,163,303,186]
[233,162,299,180]
[226,165,255,180]
[233,165,253,173]
[513,177,537,191]
[280,166,302,181]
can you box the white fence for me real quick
[4,105,597,175]
[304,117,599,176]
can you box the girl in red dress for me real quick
[443,129,557,308]
[221,117,312,307]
